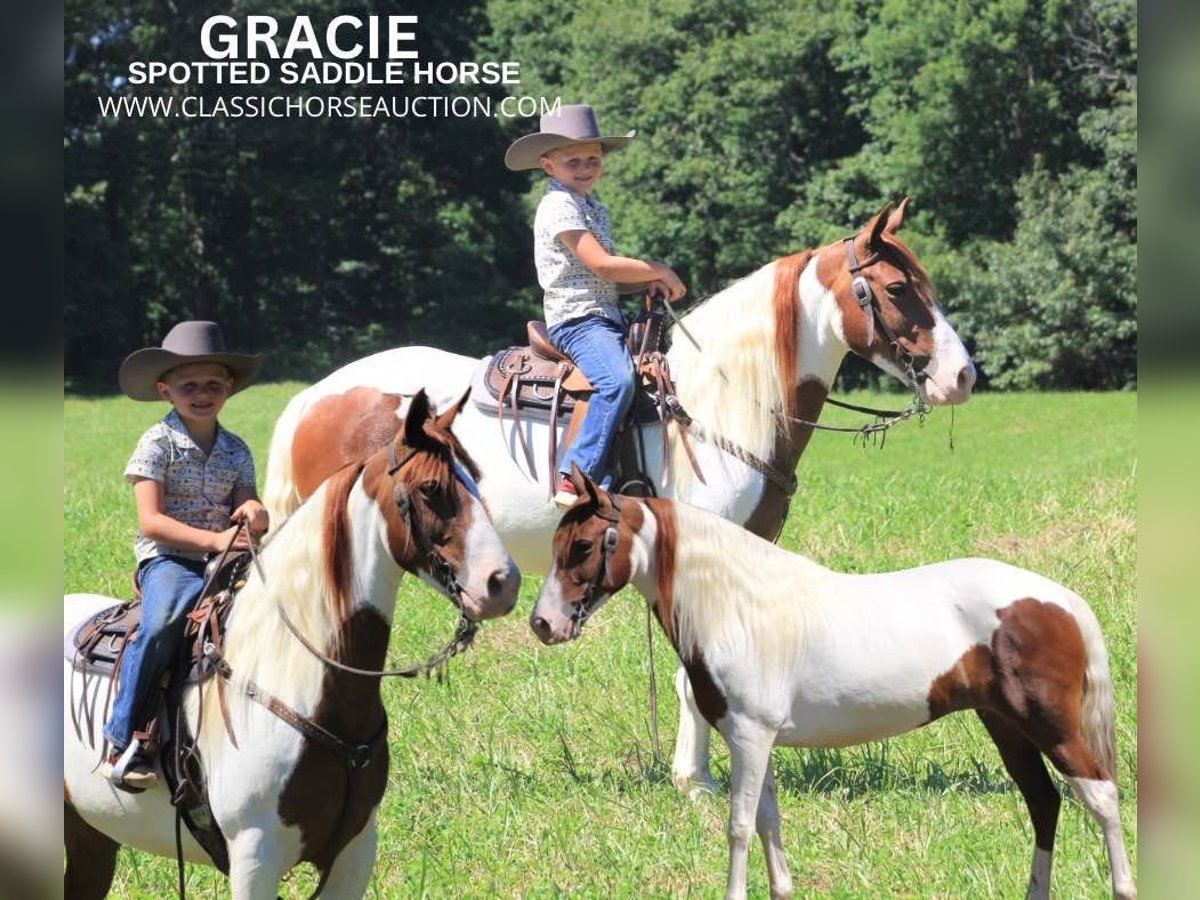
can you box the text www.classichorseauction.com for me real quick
[96,13,560,121]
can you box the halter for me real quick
[569,495,623,632]
[842,236,929,387]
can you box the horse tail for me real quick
[1067,592,1118,781]
[263,387,309,526]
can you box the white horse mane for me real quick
[200,476,357,737]
[671,262,785,456]
[667,502,831,672]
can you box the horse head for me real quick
[530,465,637,644]
[824,199,976,405]
[364,389,520,621]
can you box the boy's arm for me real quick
[132,477,254,553]
[559,231,686,300]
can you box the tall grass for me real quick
[64,387,1136,897]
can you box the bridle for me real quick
[271,440,485,679]
[842,236,929,389]
[568,495,623,633]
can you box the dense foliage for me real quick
[65,0,1136,390]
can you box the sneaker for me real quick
[552,476,579,507]
[101,743,158,792]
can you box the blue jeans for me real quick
[549,314,635,487]
[103,555,207,751]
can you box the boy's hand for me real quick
[230,500,270,537]
[649,263,686,301]
[213,524,254,553]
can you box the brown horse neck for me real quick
[312,606,391,740]
[742,378,830,541]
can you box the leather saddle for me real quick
[472,303,702,493]
[67,550,250,686]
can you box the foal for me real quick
[531,469,1135,900]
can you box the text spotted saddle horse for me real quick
[66,549,253,872]
[473,296,705,495]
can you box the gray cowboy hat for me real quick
[504,104,635,171]
[118,320,264,401]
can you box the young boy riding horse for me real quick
[103,321,268,790]
[505,103,686,505]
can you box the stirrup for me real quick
[106,738,158,793]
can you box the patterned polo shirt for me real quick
[534,178,622,328]
[124,409,257,563]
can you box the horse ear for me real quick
[434,388,471,432]
[866,201,893,247]
[404,389,432,446]
[885,197,909,234]
[569,463,593,500]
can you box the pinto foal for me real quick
[531,471,1135,900]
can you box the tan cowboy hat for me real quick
[504,104,635,171]
[118,320,264,401]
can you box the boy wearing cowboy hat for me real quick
[506,104,687,505]
[102,321,268,790]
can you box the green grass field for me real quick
[64,387,1136,898]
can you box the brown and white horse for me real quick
[261,199,977,797]
[531,471,1135,900]
[64,391,519,899]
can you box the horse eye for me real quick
[571,539,593,557]
[418,480,440,501]
[885,282,905,298]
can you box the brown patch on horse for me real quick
[927,643,995,719]
[322,461,368,624]
[292,387,403,500]
[683,650,728,727]
[65,797,119,900]
[744,378,829,542]
[926,596,1108,781]
[277,606,391,876]
[771,251,814,418]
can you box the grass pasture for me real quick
[64,387,1136,898]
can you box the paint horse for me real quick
[261,199,977,799]
[531,470,1135,900]
[64,391,520,899]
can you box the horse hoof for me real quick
[672,770,718,799]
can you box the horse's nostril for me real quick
[531,614,549,636]
[488,572,505,597]
[958,364,977,392]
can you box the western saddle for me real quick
[473,298,703,495]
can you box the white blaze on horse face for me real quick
[920,306,976,405]
[455,489,520,620]
[530,562,577,644]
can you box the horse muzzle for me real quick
[461,559,521,621]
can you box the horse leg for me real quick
[722,717,776,900]
[226,828,290,900]
[314,812,378,899]
[755,765,793,899]
[671,665,718,798]
[1042,731,1135,900]
[64,800,118,900]
[977,711,1060,900]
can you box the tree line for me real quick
[65,0,1136,391]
